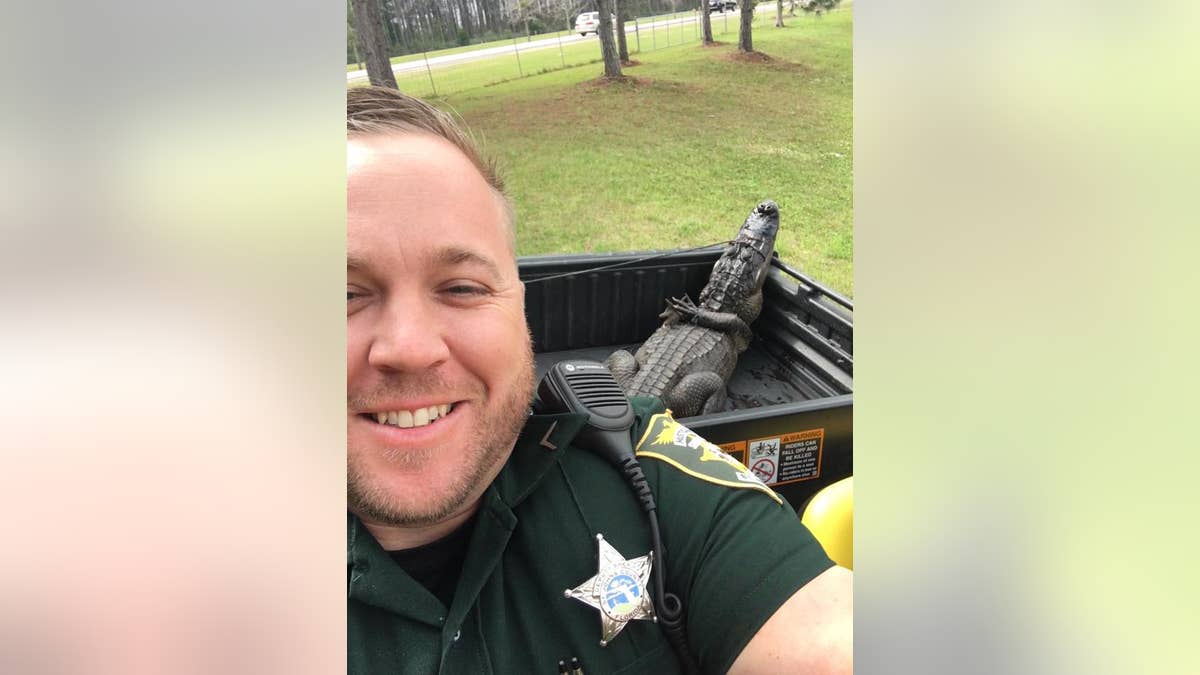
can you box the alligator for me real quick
[605,200,781,417]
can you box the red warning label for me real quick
[750,457,777,483]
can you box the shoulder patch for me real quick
[635,413,783,505]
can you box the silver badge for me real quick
[563,533,656,646]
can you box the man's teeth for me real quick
[374,404,453,428]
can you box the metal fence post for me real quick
[422,50,437,97]
[635,17,641,53]
[511,34,523,77]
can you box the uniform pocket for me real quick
[611,642,680,675]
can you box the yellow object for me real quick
[800,477,853,570]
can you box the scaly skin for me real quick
[606,200,781,417]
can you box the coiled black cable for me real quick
[618,457,700,675]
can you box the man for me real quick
[347,86,852,674]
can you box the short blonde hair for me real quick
[347,87,514,252]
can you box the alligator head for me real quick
[697,200,780,317]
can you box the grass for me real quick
[383,9,853,295]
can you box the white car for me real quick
[574,11,614,36]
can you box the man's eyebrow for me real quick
[433,246,503,281]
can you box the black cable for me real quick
[534,361,701,672]
[617,457,700,675]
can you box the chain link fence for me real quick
[349,7,772,98]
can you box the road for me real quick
[347,5,778,82]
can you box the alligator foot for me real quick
[668,371,728,418]
[605,349,639,389]
[660,294,698,325]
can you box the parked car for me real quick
[574,11,616,36]
[708,0,737,12]
[575,12,600,36]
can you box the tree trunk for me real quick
[349,27,364,70]
[738,0,755,52]
[616,0,629,61]
[351,0,399,88]
[775,0,784,26]
[701,0,713,43]
[458,0,474,37]
[596,0,623,78]
[489,0,502,32]
[378,0,400,46]
[431,0,452,46]
[347,0,365,69]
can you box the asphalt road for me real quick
[347,5,778,82]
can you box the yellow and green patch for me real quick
[635,413,782,505]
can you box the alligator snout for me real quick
[756,200,779,217]
[744,199,780,240]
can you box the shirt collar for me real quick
[490,410,587,508]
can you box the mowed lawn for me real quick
[426,9,852,295]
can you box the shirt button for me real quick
[452,629,462,642]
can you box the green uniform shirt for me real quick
[348,397,833,674]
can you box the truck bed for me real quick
[519,248,853,510]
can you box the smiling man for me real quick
[346,87,851,674]
[347,125,532,552]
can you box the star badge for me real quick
[564,533,656,646]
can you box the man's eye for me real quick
[445,285,489,296]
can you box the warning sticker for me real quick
[750,456,777,484]
[745,429,824,486]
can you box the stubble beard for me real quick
[347,345,536,528]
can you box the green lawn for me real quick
[387,9,853,295]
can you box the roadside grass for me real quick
[348,15,746,95]
[406,10,853,295]
[347,11,711,72]
[379,36,609,96]
[347,33,578,73]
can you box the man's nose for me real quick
[367,296,451,373]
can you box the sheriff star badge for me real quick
[564,533,656,646]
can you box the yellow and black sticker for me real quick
[744,429,824,487]
[634,413,782,505]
